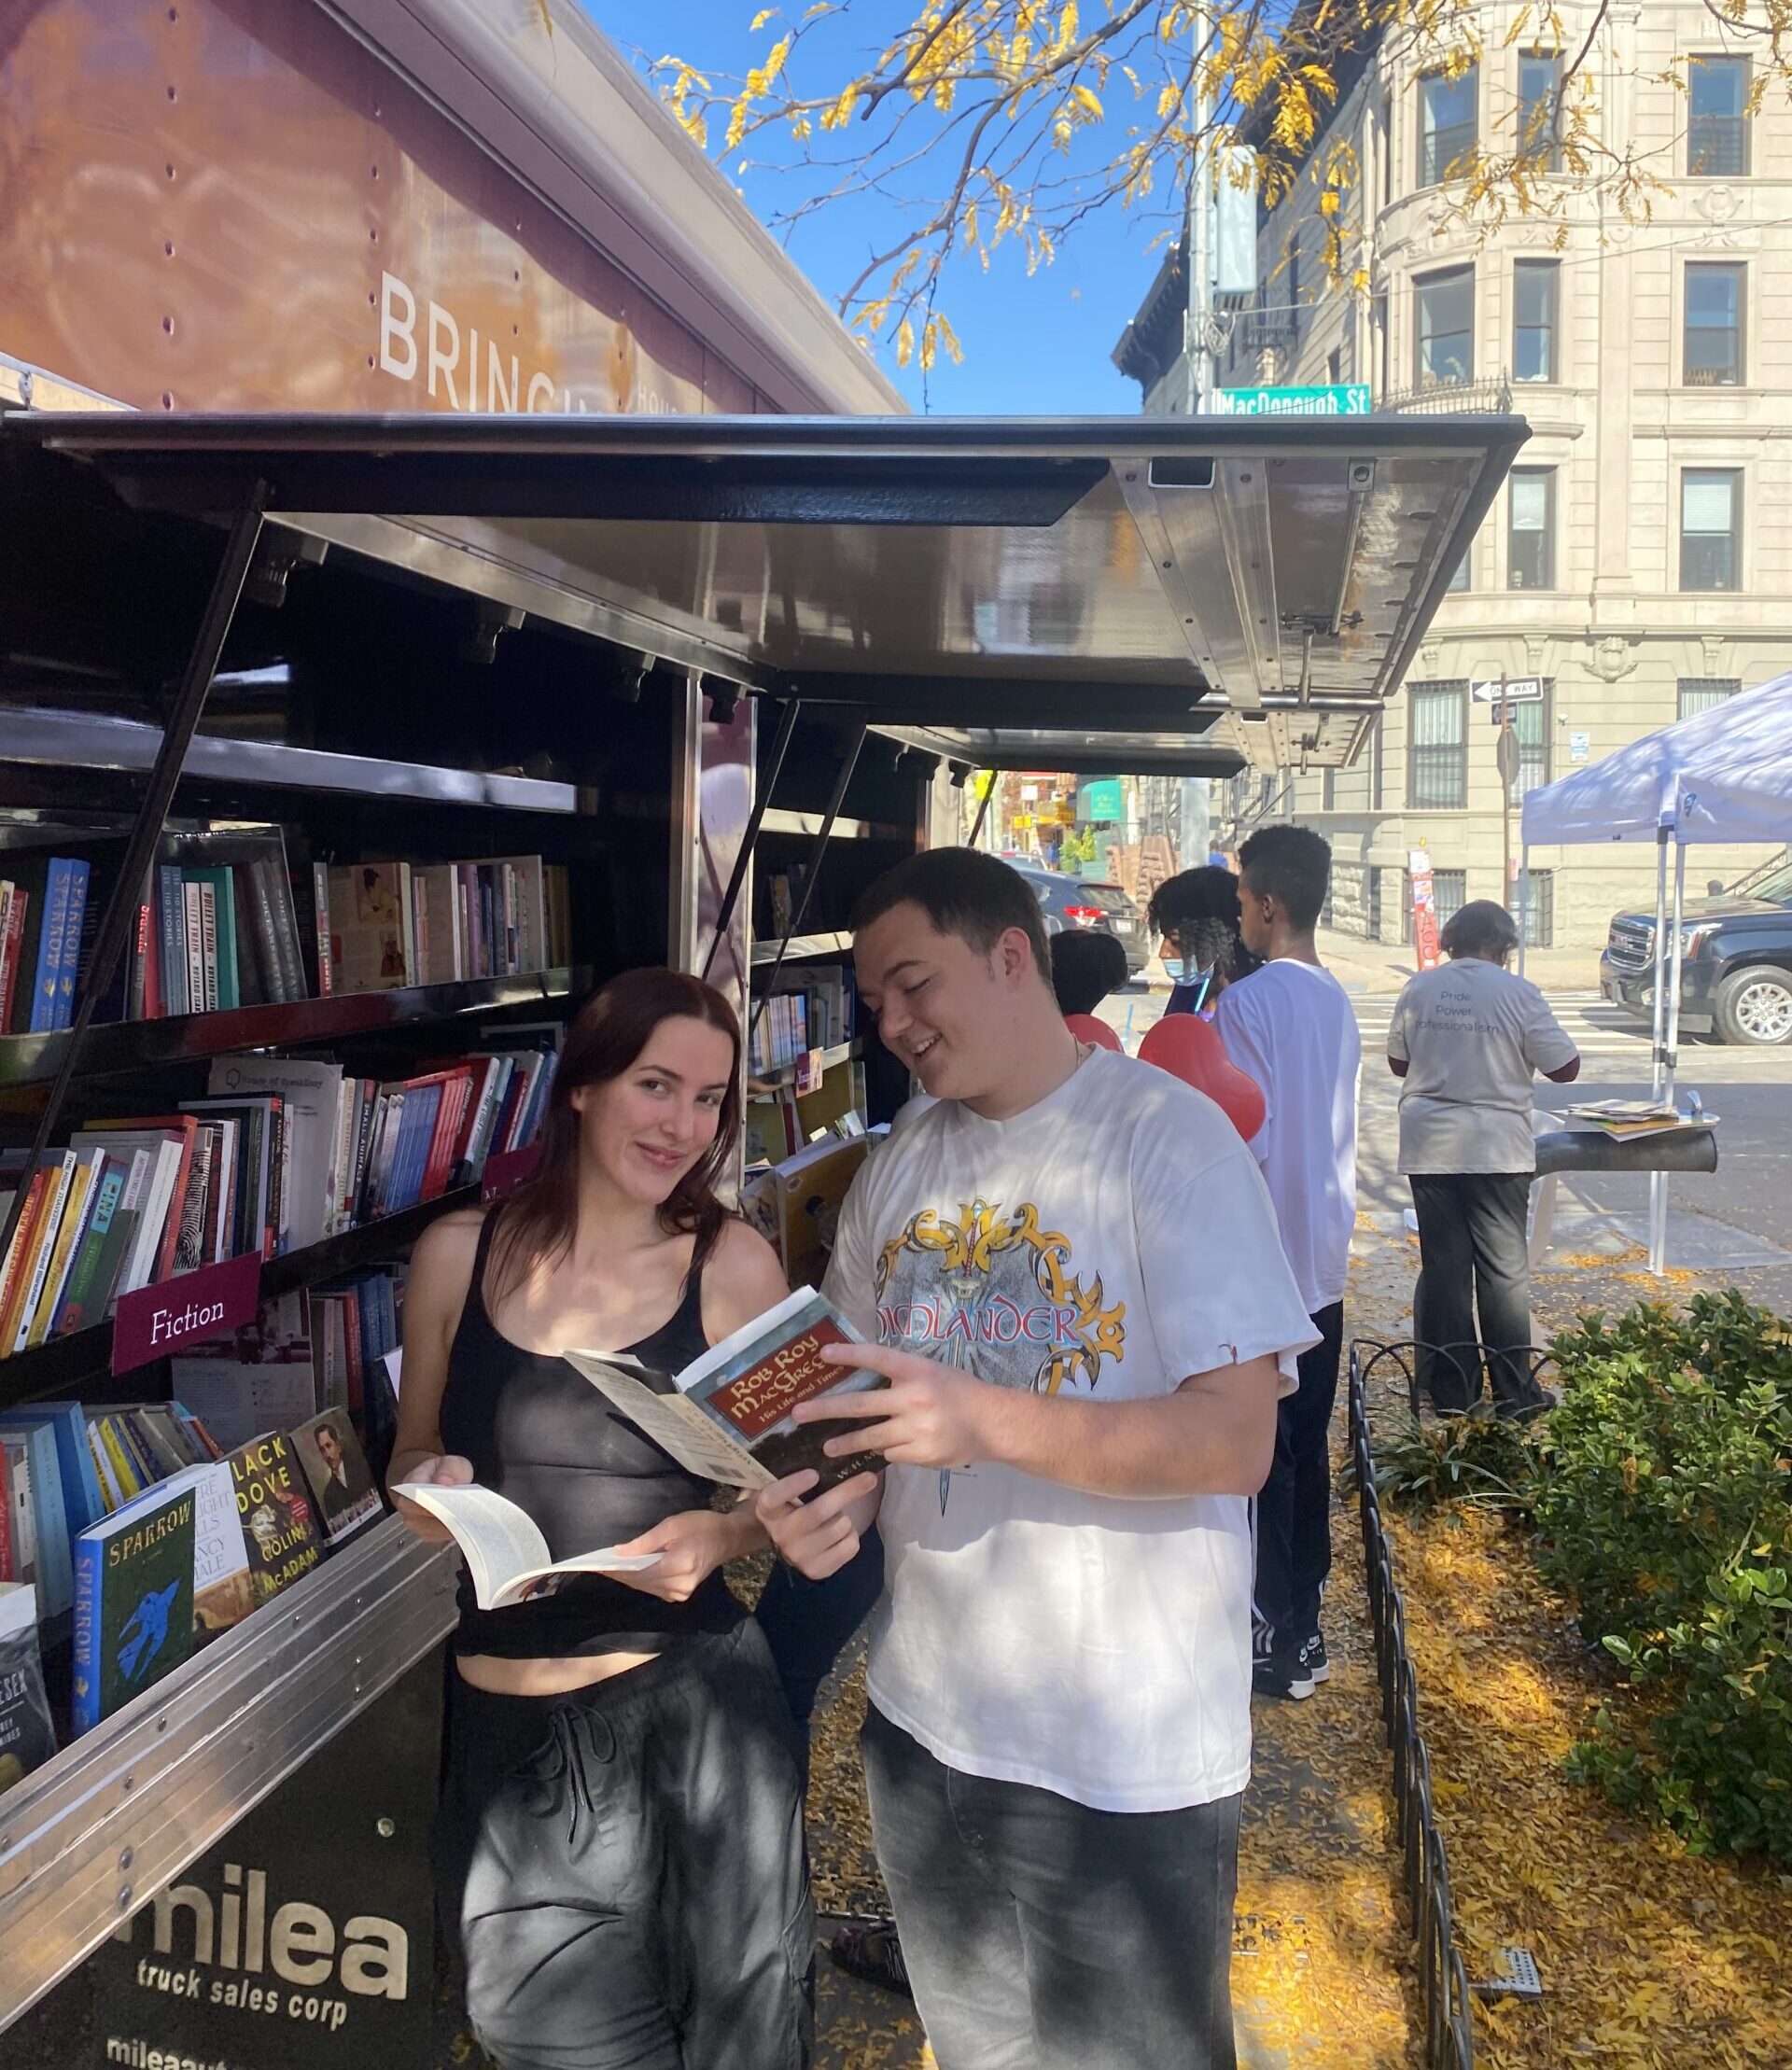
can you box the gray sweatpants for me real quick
[435,1621,813,2070]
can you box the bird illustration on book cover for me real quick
[118,1579,182,1682]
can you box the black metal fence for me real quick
[1349,1337,1477,2069]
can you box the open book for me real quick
[564,1287,887,1492]
[392,1481,661,1608]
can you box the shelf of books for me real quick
[0,1515,456,2032]
[0,440,710,2028]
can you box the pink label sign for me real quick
[112,1251,263,1376]
[482,1141,543,1204]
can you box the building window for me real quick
[1419,65,1478,187]
[1447,547,1470,593]
[1380,98,1395,208]
[1327,346,1342,385]
[1678,676,1741,718]
[1684,263,1745,385]
[1681,469,1742,591]
[1514,260,1559,383]
[1517,870,1555,949]
[1517,52,1563,169]
[1374,290,1390,395]
[1403,867,1468,944]
[1407,680,1469,810]
[1416,266,1474,388]
[1507,468,1556,590]
[1688,54,1749,175]
[1513,687,1553,793]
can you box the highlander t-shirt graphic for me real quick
[875,1198,1126,1398]
[821,1049,1319,1812]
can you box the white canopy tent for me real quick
[1520,670,1792,1268]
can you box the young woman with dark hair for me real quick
[389,968,812,2070]
[1147,865,1259,1014]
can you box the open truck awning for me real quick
[6,411,1526,776]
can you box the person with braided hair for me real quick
[1147,867,1258,1015]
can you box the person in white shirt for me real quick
[755,848,1317,2070]
[1386,900,1581,1417]
[1215,826,1361,1703]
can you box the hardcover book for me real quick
[562,1287,886,1492]
[228,1432,325,1606]
[0,1584,56,1796]
[72,1481,197,1733]
[391,1481,659,1606]
[290,1409,384,1546]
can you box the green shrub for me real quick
[1356,1401,1539,1518]
[1536,1294,1792,1864]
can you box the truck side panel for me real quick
[0,0,753,416]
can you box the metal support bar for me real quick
[1651,842,1688,1278]
[0,489,268,1280]
[702,695,801,982]
[749,721,867,1039]
[968,780,996,851]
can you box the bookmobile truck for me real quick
[0,2,1524,2061]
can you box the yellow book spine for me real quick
[25,1162,92,1349]
[98,1418,144,1502]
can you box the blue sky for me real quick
[585,2,1165,413]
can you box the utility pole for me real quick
[1185,9,1212,414]
[1495,668,1520,920]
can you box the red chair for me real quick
[1138,1014,1266,1142]
[1064,1014,1123,1052]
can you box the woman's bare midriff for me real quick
[455,1649,658,1696]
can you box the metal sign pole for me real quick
[1651,841,1688,1277]
[968,778,996,851]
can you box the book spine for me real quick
[343,1288,365,1415]
[51,1161,122,1336]
[182,883,205,1014]
[0,887,24,1030]
[13,1155,75,1353]
[53,860,90,1032]
[199,882,220,1013]
[312,861,334,996]
[129,899,150,1022]
[29,861,73,1034]
[72,1532,103,1735]
[266,848,307,1003]
[397,864,418,986]
[156,866,185,1016]
[413,876,430,985]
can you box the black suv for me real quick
[1601,855,1792,1045]
[1004,862,1152,979]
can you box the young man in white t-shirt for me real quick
[1215,824,1361,1703]
[755,849,1316,2070]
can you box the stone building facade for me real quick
[1116,3,1791,951]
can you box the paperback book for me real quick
[562,1287,886,1492]
[392,1481,660,1607]
[0,1584,56,1795]
[72,1480,197,1732]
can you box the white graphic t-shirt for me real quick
[823,1049,1318,1813]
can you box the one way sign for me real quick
[1470,676,1545,703]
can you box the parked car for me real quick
[1003,861,1154,979]
[1600,855,1792,1045]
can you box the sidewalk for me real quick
[1310,928,1602,999]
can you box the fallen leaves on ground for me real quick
[1382,1481,1792,2069]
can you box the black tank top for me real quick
[437,1211,743,1658]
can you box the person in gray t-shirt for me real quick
[1386,901,1581,1416]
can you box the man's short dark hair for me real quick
[1441,899,1520,962]
[1050,929,1128,1016]
[849,848,1052,978]
[1237,825,1332,932]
